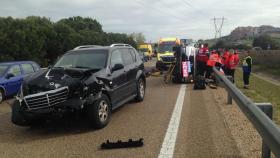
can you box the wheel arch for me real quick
[101,90,112,110]
[136,70,146,86]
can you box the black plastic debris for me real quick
[101,138,144,149]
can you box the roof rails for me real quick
[73,45,102,50]
[110,43,132,47]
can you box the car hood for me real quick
[23,68,102,95]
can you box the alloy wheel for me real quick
[98,100,108,123]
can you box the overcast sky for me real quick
[1,0,280,42]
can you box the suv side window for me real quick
[129,48,136,62]
[111,50,124,67]
[21,63,34,74]
[121,48,133,65]
[7,65,21,77]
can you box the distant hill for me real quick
[204,25,280,48]
[230,25,280,41]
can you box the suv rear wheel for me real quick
[135,78,145,102]
[87,94,111,129]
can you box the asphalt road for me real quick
[0,61,243,158]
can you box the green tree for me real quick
[0,16,138,66]
[58,16,103,33]
[129,33,146,45]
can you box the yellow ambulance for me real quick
[156,37,180,70]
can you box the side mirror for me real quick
[6,73,15,79]
[112,63,124,72]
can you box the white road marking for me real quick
[158,84,186,158]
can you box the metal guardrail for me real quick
[213,67,280,158]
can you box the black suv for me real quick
[12,44,146,129]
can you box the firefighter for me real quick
[196,43,209,76]
[242,51,252,89]
[226,49,239,83]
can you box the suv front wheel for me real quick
[135,78,145,102]
[87,94,111,129]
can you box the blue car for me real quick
[0,61,40,102]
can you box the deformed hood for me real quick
[23,68,100,94]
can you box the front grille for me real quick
[24,87,69,110]
[161,56,175,63]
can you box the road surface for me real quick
[0,61,244,158]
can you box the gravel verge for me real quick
[211,87,262,158]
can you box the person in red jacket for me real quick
[226,49,239,83]
[196,43,209,76]
[205,50,219,79]
[206,50,222,88]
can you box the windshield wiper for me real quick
[52,66,65,69]
[73,66,92,69]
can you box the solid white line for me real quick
[158,84,186,158]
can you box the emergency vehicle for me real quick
[156,37,180,70]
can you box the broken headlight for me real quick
[16,85,24,101]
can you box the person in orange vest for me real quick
[221,48,230,75]
[205,50,219,79]
[226,49,239,83]
[196,43,209,76]
[206,50,222,88]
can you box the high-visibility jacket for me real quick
[242,56,252,66]
[196,47,209,62]
[242,56,252,73]
[226,54,239,69]
[207,53,219,67]
[221,51,229,65]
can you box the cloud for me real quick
[0,0,280,42]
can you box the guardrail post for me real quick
[226,76,233,105]
[256,103,273,158]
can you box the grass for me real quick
[235,69,280,125]
[253,64,280,77]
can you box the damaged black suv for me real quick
[12,44,146,129]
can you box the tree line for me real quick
[211,34,280,50]
[0,16,140,66]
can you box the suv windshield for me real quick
[158,44,175,53]
[0,65,9,76]
[54,50,108,69]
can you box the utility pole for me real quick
[211,17,226,39]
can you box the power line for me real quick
[134,0,187,22]
[211,17,226,39]
[179,0,209,17]
[135,0,205,27]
